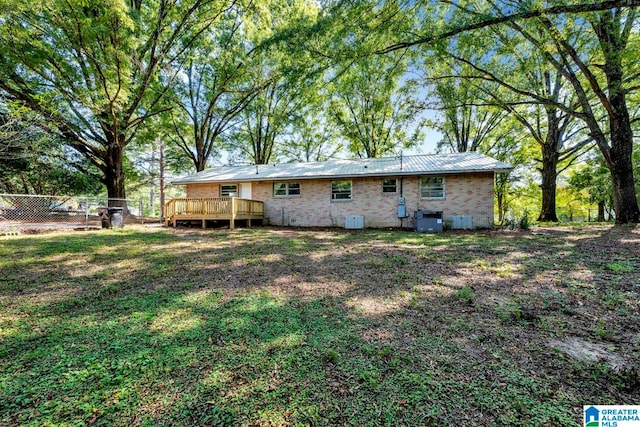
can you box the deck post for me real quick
[230,197,236,230]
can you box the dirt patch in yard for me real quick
[549,337,627,369]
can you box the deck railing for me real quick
[164,197,264,228]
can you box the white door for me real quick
[239,183,252,199]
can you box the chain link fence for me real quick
[0,194,145,235]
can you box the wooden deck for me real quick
[164,197,264,229]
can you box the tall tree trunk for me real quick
[607,141,639,223]
[537,114,560,222]
[196,154,207,172]
[593,11,640,224]
[605,44,640,223]
[598,201,605,222]
[538,163,558,222]
[601,70,640,223]
[103,138,127,208]
[160,140,165,217]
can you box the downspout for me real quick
[400,177,404,228]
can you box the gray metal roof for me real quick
[171,152,513,184]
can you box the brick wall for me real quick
[185,172,495,228]
[186,184,219,198]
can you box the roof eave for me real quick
[170,167,512,185]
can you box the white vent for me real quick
[345,215,365,229]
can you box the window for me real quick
[331,180,352,200]
[420,177,445,198]
[273,182,301,197]
[382,178,397,194]
[220,184,238,197]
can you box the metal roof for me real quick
[171,152,513,184]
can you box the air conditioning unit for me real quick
[345,215,365,229]
[414,210,443,233]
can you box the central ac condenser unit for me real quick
[414,210,443,233]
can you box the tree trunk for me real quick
[160,140,165,217]
[608,148,640,223]
[495,173,508,225]
[537,170,558,222]
[602,74,640,224]
[593,11,640,224]
[103,139,127,208]
[537,120,560,222]
[196,155,206,172]
[597,201,605,222]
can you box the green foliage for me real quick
[321,349,339,363]
[0,0,227,198]
[519,210,530,230]
[569,154,614,220]
[0,108,102,195]
[606,262,634,274]
[455,286,475,304]
[329,52,424,158]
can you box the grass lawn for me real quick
[0,225,639,426]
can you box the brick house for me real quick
[170,152,512,229]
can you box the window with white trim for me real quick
[382,178,397,194]
[220,184,238,197]
[420,177,445,198]
[331,180,352,200]
[273,182,301,197]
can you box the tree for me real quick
[280,110,344,162]
[222,0,323,165]
[168,3,261,172]
[0,0,228,203]
[428,71,506,154]
[569,153,615,221]
[227,78,304,164]
[482,61,592,222]
[373,0,640,223]
[329,51,424,158]
[0,107,102,195]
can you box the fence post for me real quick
[84,198,89,228]
[230,197,236,230]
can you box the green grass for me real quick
[606,261,635,274]
[0,225,638,426]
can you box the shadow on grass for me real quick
[0,226,638,426]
